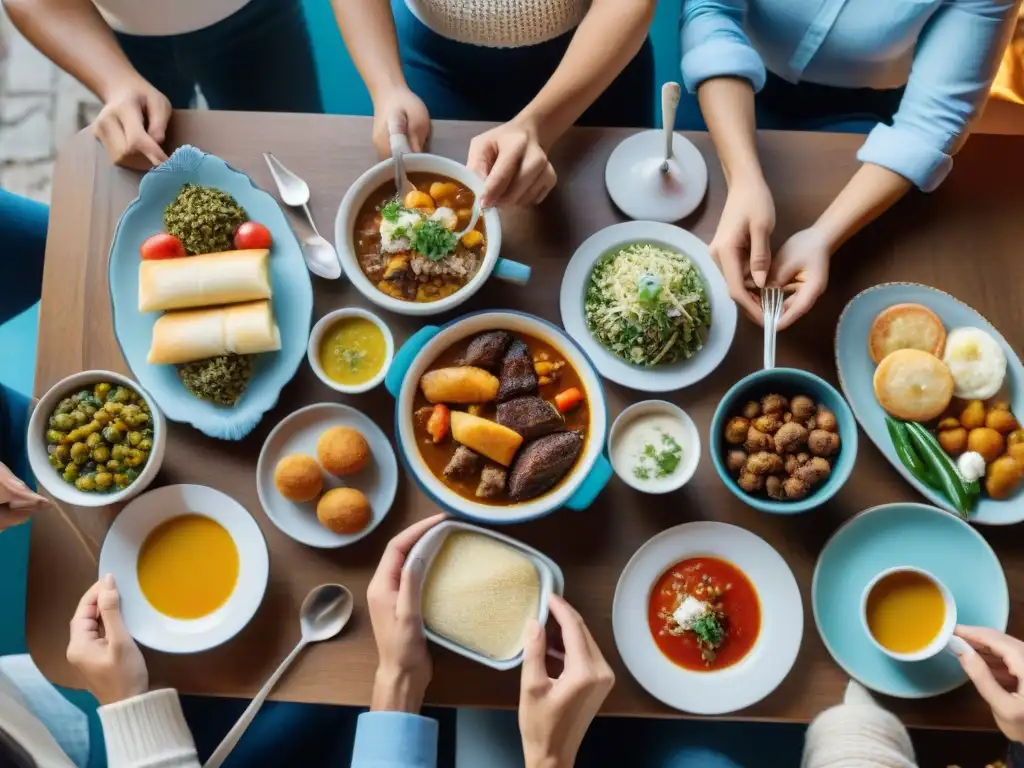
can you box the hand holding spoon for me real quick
[204,584,354,768]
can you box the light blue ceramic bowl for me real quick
[813,502,1008,698]
[108,146,313,440]
[835,282,1024,525]
[710,368,858,514]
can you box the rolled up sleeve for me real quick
[857,0,1020,191]
[680,0,766,93]
[351,712,438,768]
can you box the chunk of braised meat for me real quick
[496,396,564,440]
[497,339,538,403]
[456,331,512,370]
[508,431,583,501]
[476,465,507,499]
[443,445,481,480]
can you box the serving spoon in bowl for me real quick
[204,584,354,768]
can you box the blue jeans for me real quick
[757,71,904,134]
[393,0,655,128]
[113,0,322,113]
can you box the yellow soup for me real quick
[137,514,239,619]
[319,317,387,386]
[865,570,946,654]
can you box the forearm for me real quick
[516,0,655,147]
[813,163,911,253]
[329,0,406,101]
[371,667,426,714]
[2,0,144,102]
[698,77,763,188]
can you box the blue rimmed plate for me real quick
[835,282,1024,525]
[108,146,313,440]
[813,502,1008,698]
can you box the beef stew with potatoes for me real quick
[414,331,589,504]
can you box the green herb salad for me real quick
[584,244,711,367]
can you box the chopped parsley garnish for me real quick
[380,198,404,223]
[411,219,458,262]
[691,613,724,649]
[632,430,684,481]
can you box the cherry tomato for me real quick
[233,222,272,250]
[140,233,186,260]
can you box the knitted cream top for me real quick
[405,0,591,48]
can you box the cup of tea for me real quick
[861,566,970,661]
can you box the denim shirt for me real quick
[680,0,1020,191]
[351,712,437,768]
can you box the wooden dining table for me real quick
[25,111,1024,730]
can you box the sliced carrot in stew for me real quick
[554,388,584,414]
[426,404,450,444]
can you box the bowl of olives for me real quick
[28,371,166,506]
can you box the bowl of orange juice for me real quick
[98,484,269,653]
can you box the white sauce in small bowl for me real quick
[608,401,701,494]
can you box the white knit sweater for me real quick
[405,0,591,47]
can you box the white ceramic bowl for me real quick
[613,521,803,715]
[559,221,737,392]
[608,400,700,494]
[97,484,269,653]
[307,307,395,395]
[28,370,166,507]
[404,520,564,670]
[334,152,530,316]
[384,310,613,524]
[256,403,399,548]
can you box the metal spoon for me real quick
[453,202,482,239]
[761,286,784,370]
[659,82,681,173]
[204,584,354,768]
[262,152,342,280]
[388,117,416,199]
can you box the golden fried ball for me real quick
[794,457,832,487]
[746,451,784,476]
[765,475,785,500]
[738,470,764,493]
[753,414,784,435]
[274,454,323,502]
[761,394,788,415]
[726,450,748,475]
[317,426,371,476]
[783,476,810,500]
[815,407,838,433]
[808,430,840,457]
[745,427,772,453]
[317,487,372,533]
[741,401,761,420]
[725,417,750,445]
[967,427,1005,465]
[790,395,816,422]
[774,423,809,454]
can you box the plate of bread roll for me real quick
[108,145,313,440]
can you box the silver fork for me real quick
[761,286,784,369]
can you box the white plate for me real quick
[613,522,802,715]
[256,403,398,548]
[98,484,269,654]
[560,221,737,392]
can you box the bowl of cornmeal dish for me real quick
[405,520,564,670]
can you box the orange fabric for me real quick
[991,7,1024,104]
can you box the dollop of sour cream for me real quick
[957,451,986,484]
[672,595,710,630]
[611,412,689,492]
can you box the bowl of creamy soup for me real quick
[609,400,701,493]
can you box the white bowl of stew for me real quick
[334,153,530,316]
[383,310,612,524]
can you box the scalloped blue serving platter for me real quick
[108,146,313,440]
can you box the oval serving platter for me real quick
[835,282,1024,525]
[108,145,313,440]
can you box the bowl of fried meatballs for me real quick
[710,368,858,514]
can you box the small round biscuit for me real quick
[317,487,371,534]
[873,349,954,422]
[274,454,323,502]
[868,303,946,364]
[317,426,370,476]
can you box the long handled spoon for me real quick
[659,82,681,173]
[204,584,354,768]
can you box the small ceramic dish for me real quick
[28,370,166,507]
[307,307,394,395]
[255,403,399,548]
[709,368,858,514]
[608,400,700,494]
[98,484,269,653]
[559,221,736,392]
[404,520,565,671]
[334,151,529,317]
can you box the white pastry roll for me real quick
[147,300,281,365]
[138,249,271,312]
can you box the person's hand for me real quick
[92,78,171,170]
[372,86,430,159]
[519,595,615,768]
[0,461,49,532]
[768,226,831,330]
[955,625,1024,741]
[367,513,446,713]
[467,118,557,207]
[66,574,148,706]
[710,178,775,324]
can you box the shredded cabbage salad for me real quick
[584,243,711,366]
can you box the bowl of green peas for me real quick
[28,371,166,506]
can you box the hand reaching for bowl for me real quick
[372,86,431,159]
[710,178,775,325]
[955,625,1024,741]
[91,77,171,170]
[367,513,446,714]
[518,595,615,768]
[468,119,557,207]
[769,227,832,331]
[66,574,149,705]
[0,461,49,532]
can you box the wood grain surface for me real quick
[27,111,1024,728]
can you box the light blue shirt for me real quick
[681,0,1020,191]
[351,711,437,768]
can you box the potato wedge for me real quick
[420,366,499,404]
[450,411,523,466]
